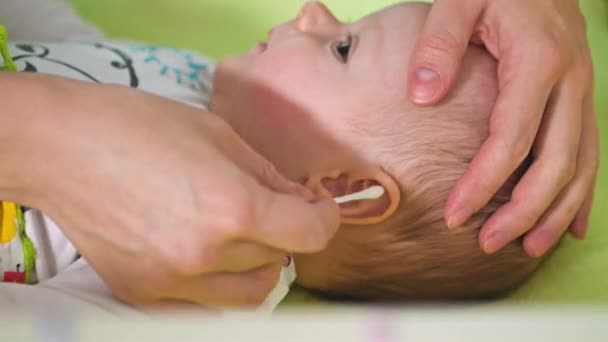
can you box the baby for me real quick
[212,1,542,300]
[0,1,541,310]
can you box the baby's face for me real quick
[213,2,431,290]
[213,2,536,300]
[213,1,430,182]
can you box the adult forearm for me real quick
[0,72,67,206]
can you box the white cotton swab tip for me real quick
[333,185,385,204]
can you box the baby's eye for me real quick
[332,33,353,63]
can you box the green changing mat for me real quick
[68,0,607,304]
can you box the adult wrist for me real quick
[0,72,65,206]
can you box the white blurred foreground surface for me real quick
[2,306,608,342]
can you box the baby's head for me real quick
[212,1,541,300]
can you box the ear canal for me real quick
[320,173,349,197]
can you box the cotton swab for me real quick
[333,185,385,204]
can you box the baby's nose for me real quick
[295,1,341,33]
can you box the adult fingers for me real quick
[522,97,599,257]
[478,74,583,253]
[242,184,340,253]
[89,233,285,307]
[201,241,286,273]
[569,184,594,239]
[569,92,599,239]
[167,263,283,308]
[407,0,484,105]
[208,172,339,254]
[206,105,338,254]
[444,45,561,230]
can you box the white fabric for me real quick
[25,210,79,282]
[0,259,143,317]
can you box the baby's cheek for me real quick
[245,65,320,134]
[252,49,322,97]
[246,84,295,133]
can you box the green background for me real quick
[67,0,607,304]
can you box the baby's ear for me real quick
[305,168,401,225]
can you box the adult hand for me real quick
[407,0,598,257]
[0,73,339,308]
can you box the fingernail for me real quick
[410,67,441,103]
[529,230,555,257]
[447,207,472,229]
[483,232,507,254]
[282,254,293,267]
[571,218,589,240]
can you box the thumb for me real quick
[408,0,484,105]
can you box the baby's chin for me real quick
[214,52,249,83]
